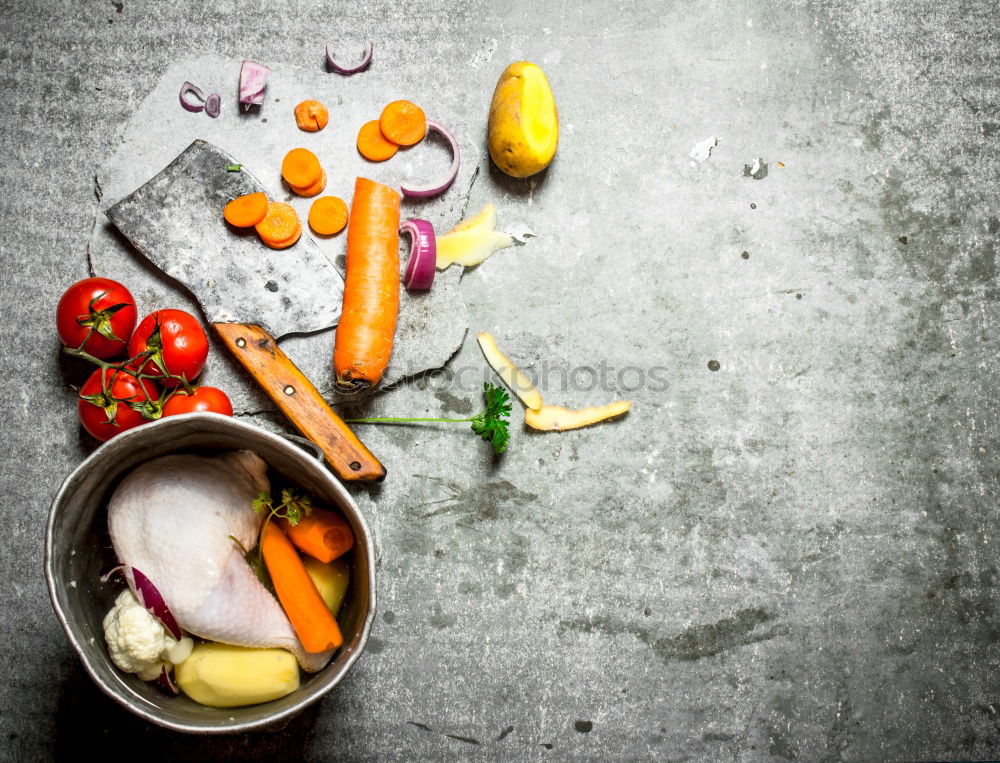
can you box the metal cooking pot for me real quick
[45,412,376,734]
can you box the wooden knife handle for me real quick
[213,322,385,482]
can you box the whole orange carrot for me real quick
[279,507,354,563]
[261,521,343,653]
[333,177,400,389]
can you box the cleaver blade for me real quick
[105,139,343,339]
[104,139,384,482]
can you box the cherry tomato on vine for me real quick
[162,387,233,417]
[77,367,161,442]
[56,278,137,359]
[128,309,209,387]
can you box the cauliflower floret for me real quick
[103,589,178,680]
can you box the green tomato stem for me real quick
[344,415,480,424]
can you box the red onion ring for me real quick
[325,43,373,75]
[205,93,221,118]
[129,567,182,640]
[179,81,206,113]
[400,219,437,290]
[401,120,460,199]
[101,564,182,640]
[156,666,179,695]
[239,60,271,107]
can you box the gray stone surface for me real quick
[2,0,999,760]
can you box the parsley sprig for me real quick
[344,382,512,454]
[253,488,314,526]
[243,488,314,580]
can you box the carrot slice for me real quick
[258,229,301,249]
[379,100,426,146]
[356,120,399,162]
[333,177,400,388]
[278,508,354,563]
[281,148,322,188]
[294,99,329,132]
[290,169,327,198]
[223,192,269,228]
[256,201,302,249]
[261,522,344,653]
[308,196,349,236]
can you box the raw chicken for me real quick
[107,450,332,672]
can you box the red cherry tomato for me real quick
[77,367,161,442]
[56,278,137,359]
[162,387,234,417]
[128,309,209,386]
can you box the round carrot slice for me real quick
[290,169,327,198]
[281,148,322,188]
[308,196,349,236]
[259,228,301,249]
[295,99,329,132]
[379,100,426,146]
[256,202,302,249]
[356,119,399,162]
[223,192,268,227]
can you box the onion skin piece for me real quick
[325,42,373,75]
[400,219,436,290]
[129,567,183,640]
[239,60,271,107]
[205,93,221,118]
[99,564,183,641]
[156,666,180,695]
[179,81,206,113]
[109,565,183,640]
[99,564,125,583]
[401,120,460,199]
[525,401,631,431]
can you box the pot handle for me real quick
[280,433,326,464]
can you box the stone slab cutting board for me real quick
[90,54,477,413]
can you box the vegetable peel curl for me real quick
[436,204,514,269]
[525,401,632,431]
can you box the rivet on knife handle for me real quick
[213,322,385,482]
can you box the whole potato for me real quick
[488,61,559,179]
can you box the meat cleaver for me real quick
[106,139,385,482]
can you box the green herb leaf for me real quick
[342,380,513,455]
[226,164,242,172]
[471,383,511,454]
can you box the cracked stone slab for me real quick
[90,54,475,413]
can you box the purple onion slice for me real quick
[239,60,271,107]
[325,42,373,75]
[205,93,221,118]
[400,219,437,290]
[155,666,179,695]
[100,565,182,640]
[400,120,460,199]
[127,567,182,640]
[179,81,206,113]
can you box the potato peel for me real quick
[525,401,631,431]
[477,332,543,411]
[436,204,514,269]
[450,204,497,233]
